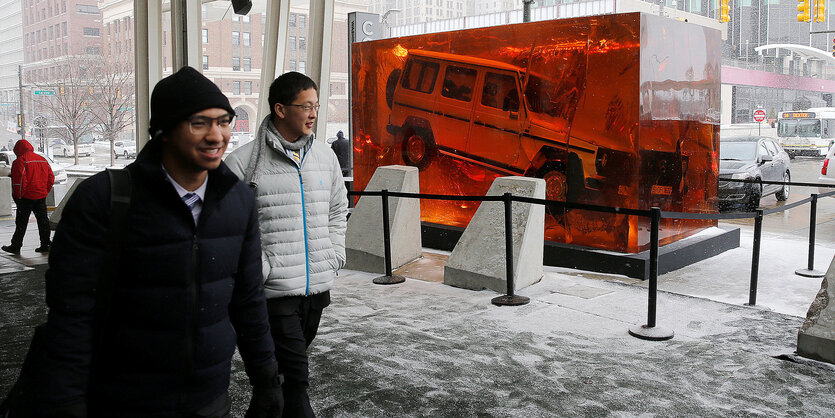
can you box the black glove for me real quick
[245,365,284,418]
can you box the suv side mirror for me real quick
[759,154,773,164]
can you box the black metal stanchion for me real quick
[746,209,763,306]
[373,189,406,285]
[795,193,825,278]
[629,207,674,341]
[492,193,530,306]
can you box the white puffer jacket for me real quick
[226,117,348,299]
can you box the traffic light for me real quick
[798,0,811,22]
[815,0,826,22]
[720,0,730,23]
[17,114,22,128]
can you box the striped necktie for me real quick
[182,192,200,212]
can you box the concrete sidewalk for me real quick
[1,215,834,416]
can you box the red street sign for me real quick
[753,109,766,123]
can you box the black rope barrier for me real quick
[372,189,406,285]
[347,176,835,338]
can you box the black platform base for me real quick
[421,222,740,280]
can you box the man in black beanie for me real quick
[31,66,283,417]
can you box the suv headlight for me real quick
[731,172,751,180]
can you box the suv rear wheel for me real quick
[400,126,436,170]
[776,171,790,201]
[536,163,568,220]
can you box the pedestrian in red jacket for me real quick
[2,139,54,254]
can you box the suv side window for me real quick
[441,65,476,102]
[0,154,8,165]
[758,142,769,158]
[482,72,518,112]
[401,59,439,94]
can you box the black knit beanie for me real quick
[148,66,235,139]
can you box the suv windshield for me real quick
[778,119,821,137]
[720,142,757,161]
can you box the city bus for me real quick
[776,107,835,157]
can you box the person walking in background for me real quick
[2,139,54,254]
[30,66,283,417]
[226,71,349,418]
[330,130,351,177]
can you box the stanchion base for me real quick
[628,324,674,341]
[491,295,530,306]
[795,268,825,278]
[372,274,406,285]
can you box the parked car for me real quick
[718,136,791,211]
[817,144,835,195]
[114,141,137,159]
[0,150,68,184]
[53,135,95,158]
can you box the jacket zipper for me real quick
[184,232,198,402]
[298,167,310,296]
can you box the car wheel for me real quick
[746,179,762,211]
[400,126,436,170]
[124,151,129,158]
[776,171,790,201]
[114,151,118,159]
[536,163,568,220]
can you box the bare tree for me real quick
[36,57,95,165]
[89,59,135,166]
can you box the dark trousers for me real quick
[11,198,50,248]
[267,292,330,418]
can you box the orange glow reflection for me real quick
[351,13,720,253]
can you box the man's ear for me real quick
[274,103,285,119]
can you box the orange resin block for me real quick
[351,12,720,253]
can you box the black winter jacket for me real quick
[34,140,276,417]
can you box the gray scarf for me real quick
[244,115,314,189]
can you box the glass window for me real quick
[232,31,240,46]
[764,140,779,156]
[245,81,252,95]
[289,13,296,27]
[441,65,476,102]
[482,72,519,112]
[289,60,296,71]
[401,59,439,94]
[62,21,66,36]
[243,58,251,71]
[203,55,208,70]
[289,36,296,51]
[233,81,240,95]
[299,15,306,28]
[299,61,306,74]
[202,28,208,44]
[83,27,100,36]
[299,37,306,50]
[232,57,240,71]
[243,32,250,47]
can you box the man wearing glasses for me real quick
[227,71,348,418]
[33,66,283,417]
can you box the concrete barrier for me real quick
[345,165,421,274]
[49,177,83,230]
[46,183,71,208]
[0,177,11,217]
[445,176,545,293]
[797,254,835,365]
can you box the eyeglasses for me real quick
[284,103,320,113]
[187,113,235,135]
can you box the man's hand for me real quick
[245,372,284,418]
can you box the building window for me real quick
[76,4,98,14]
[233,81,240,95]
[62,22,67,36]
[233,57,240,71]
[243,32,250,47]
[83,27,100,36]
[289,13,296,27]
[202,28,208,44]
[245,81,252,95]
[85,46,100,54]
[243,15,250,23]
[48,26,53,40]
[243,57,251,71]
[299,15,306,28]
[299,37,306,50]
[202,5,207,19]
[232,31,240,46]
[299,61,305,74]
[289,60,296,71]
[203,55,208,70]
[289,36,296,51]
